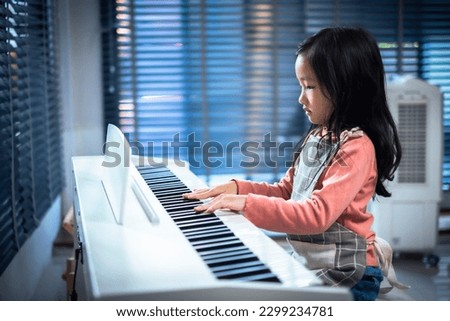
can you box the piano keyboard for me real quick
[72,154,352,300]
[137,165,280,283]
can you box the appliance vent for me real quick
[397,103,427,183]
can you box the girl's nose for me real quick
[299,90,306,105]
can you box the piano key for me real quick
[170,211,212,219]
[152,187,191,195]
[186,229,234,242]
[153,194,189,202]
[165,204,203,213]
[194,240,245,252]
[137,165,280,283]
[147,182,186,190]
[233,272,280,283]
[183,225,231,238]
[141,173,174,181]
[147,185,186,193]
[214,264,272,279]
[190,235,238,247]
[160,200,203,208]
[177,219,224,231]
[168,211,200,218]
[163,202,201,211]
[204,252,258,267]
[152,190,191,199]
[211,260,264,273]
[165,208,202,216]
[201,247,253,261]
[172,214,217,223]
[197,245,250,258]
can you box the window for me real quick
[0,0,63,276]
[102,0,308,184]
[101,0,450,188]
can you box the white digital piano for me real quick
[71,125,351,300]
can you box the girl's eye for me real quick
[305,85,315,90]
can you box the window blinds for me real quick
[102,0,308,182]
[0,0,63,276]
[101,0,450,188]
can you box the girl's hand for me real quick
[183,181,245,213]
[193,194,247,213]
[182,181,238,200]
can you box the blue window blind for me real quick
[0,0,63,276]
[101,0,308,183]
[101,0,450,188]
[418,2,450,190]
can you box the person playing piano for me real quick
[184,27,407,301]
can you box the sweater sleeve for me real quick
[241,136,377,235]
[232,166,295,200]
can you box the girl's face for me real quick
[295,55,333,126]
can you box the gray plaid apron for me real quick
[287,134,367,287]
[287,132,410,291]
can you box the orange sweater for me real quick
[235,133,379,266]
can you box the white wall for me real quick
[60,0,104,215]
[0,198,61,300]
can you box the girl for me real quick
[184,27,407,300]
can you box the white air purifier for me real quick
[370,76,443,265]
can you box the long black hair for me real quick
[296,27,401,197]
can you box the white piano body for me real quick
[72,154,351,301]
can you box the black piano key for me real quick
[146,178,185,186]
[160,194,197,202]
[194,241,245,253]
[136,165,280,283]
[141,174,174,181]
[178,219,224,231]
[164,202,200,211]
[164,204,194,210]
[203,252,258,267]
[152,191,190,199]
[169,210,200,218]
[154,194,189,202]
[186,230,235,242]
[161,200,203,208]
[149,184,187,192]
[157,195,195,202]
[201,247,253,261]
[211,260,264,273]
[145,180,180,186]
[166,208,202,216]
[198,245,250,258]
[170,211,210,218]
[183,226,230,238]
[172,214,217,223]
[153,187,191,196]
[234,273,280,283]
[148,184,182,189]
[143,174,177,180]
[214,264,273,279]
[191,235,239,247]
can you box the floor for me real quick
[378,232,450,301]
[32,220,450,301]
